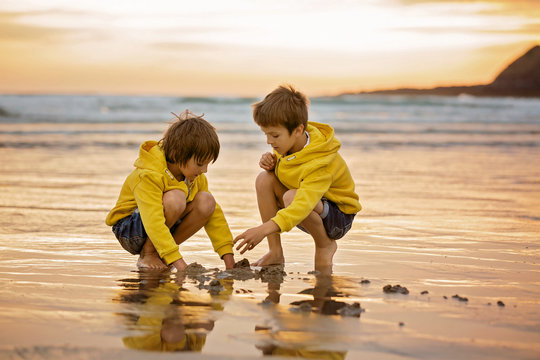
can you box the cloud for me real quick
[393,0,540,17]
[392,23,540,36]
[0,12,66,42]
[386,0,540,36]
[0,10,110,43]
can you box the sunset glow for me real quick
[0,0,538,96]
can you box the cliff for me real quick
[349,45,540,97]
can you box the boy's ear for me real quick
[293,124,305,136]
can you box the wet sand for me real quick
[0,126,540,359]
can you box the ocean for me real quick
[0,93,539,359]
[1,94,539,150]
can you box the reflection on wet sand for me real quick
[254,270,361,359]
[114,270,232,352]
[113,262,362,358]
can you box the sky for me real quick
[0,0,538,97]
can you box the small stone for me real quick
[255,325,271,331]
[452,294,468,302]
[399,322,405,327]
[185,262,208,275]
[337,302,363,317]
[256,265,286,283]
[234,258,250,268]
[421,290,429,295]
[360,279,371,285]
[383,284,409,295]
[497,300,505,307]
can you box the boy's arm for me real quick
[272,169,333,232]
[199,175,235,263]
[222,253,234,269]
[234,220,280,254]
[133,173,184,265]
[234,169,332,254]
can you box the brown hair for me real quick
[160,110,219,166]
[252,84,309,134]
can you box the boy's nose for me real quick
[202,165,208,173]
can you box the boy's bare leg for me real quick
[137,189,187,270]
[137,238,169,270]
[171,191,216,245]
[252,171,288,266]
[284,190,337,271]
[299,211,337,271]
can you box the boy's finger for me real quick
[238,243,249,254]
[235,239,248,250]
[233,233,244,244]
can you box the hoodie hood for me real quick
[277,122,340,166]
[270,121,361,233]
[133,141,177,182]
[134,141,167,172]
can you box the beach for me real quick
[0,94,539,359]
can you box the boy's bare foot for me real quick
[137,252,168,270]
[314,240,337,269]
[252,251,285,266]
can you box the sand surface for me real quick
[0,126,539,359]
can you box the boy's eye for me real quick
[272,135,279,138]
[197,163,204,167]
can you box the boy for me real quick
[106,110,235,272]
[234,85,361,269]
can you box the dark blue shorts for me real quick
[297,198,356,240]
[112,209,181,255]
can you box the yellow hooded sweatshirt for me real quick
[271,122,361,233]
[105,141,233,265]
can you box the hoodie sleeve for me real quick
[271,168,333,233]
[133,172,183,265]
[198,175,234,258]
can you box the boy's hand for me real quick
[259,152,276,171]
[222,253,235,270]
[172,258,188,272]
[234,221,280,254]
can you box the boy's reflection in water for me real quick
[256,267,351,359]
[115,271,232,352]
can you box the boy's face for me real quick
[260,124,305,156]
[178,157,211,182]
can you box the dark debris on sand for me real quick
[383,284,409,295]
[289,300,363,317]
[233,258,250,268]
[185,259,287,288]
[298,288,348,298]
[337,302,363,317]
[452,294,469,302]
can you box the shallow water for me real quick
[1,130,539,359]
[1,92,540,358]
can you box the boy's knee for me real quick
[163,189,187,219]
[282,189,296,207]
[255,171,276,191]
[194,191,216,218]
